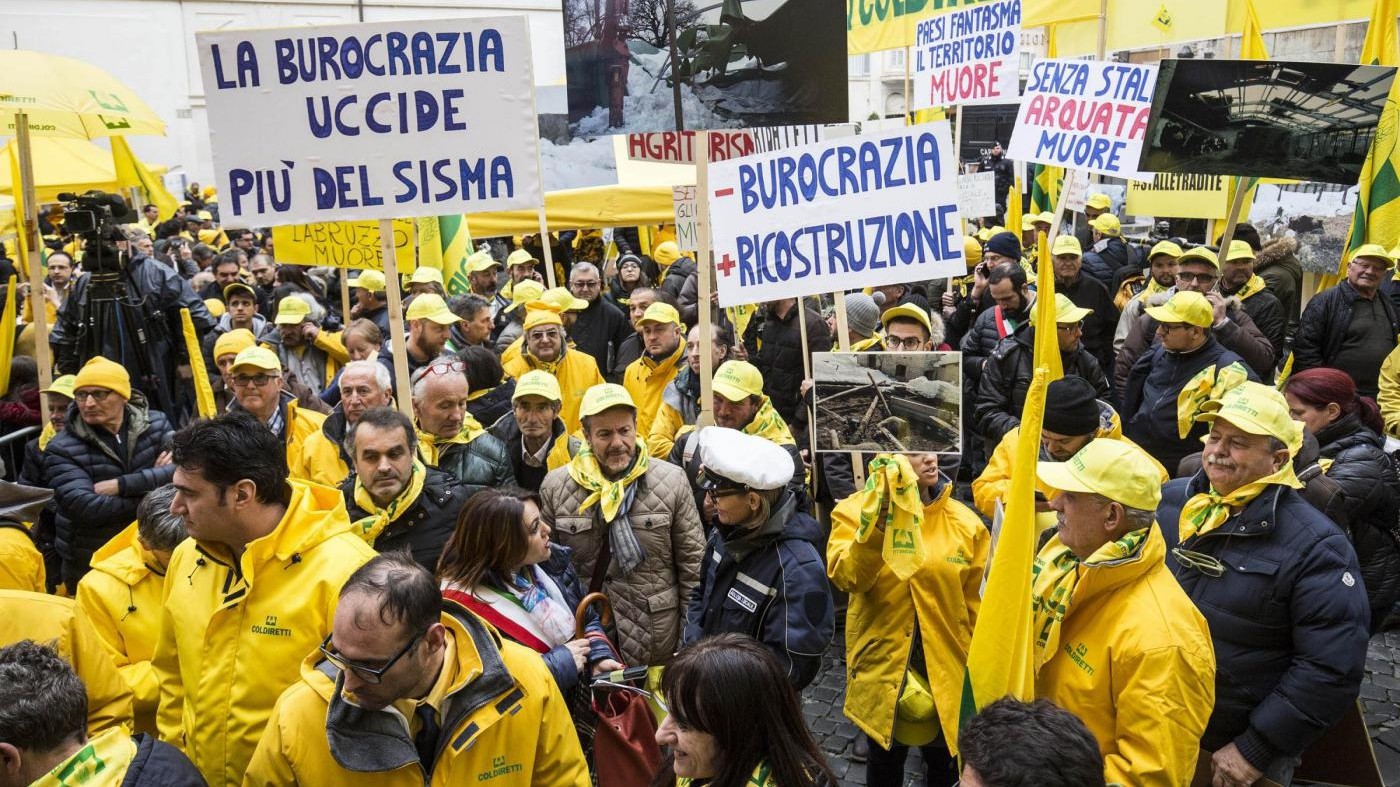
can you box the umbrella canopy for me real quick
[0,137,167,202]
[0,50,165,139]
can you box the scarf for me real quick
[726,303,757,343]
[525,349,565,376]
[1143,276,1170,298]
[678,762,776,787]
[505,565,576,647]
[1175,361,1249,438]
[415,415,487,466]
[350,459,427,544]
[1031,528,1149,668]
[852,454,929,580]
[743,398,795,446]
[31,727,136,787]
[1232,274,1268,302]
[39,420,56,451]
[569,441,651,577]
[1179,464,1302,542]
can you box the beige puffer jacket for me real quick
[540,460,704,665]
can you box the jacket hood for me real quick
[89,521,160,586]
[1253,236,1300,272]
[321,406,349,443]
[1094,400,1124,439]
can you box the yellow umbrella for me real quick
[0,50,166,392]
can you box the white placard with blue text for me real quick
[1007,58,1157,182]
[708,123,965,308]
[911,0,1021,111]
[197,17,541,226]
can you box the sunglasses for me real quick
[231,374,280,388]
[320,631,424,684]
[697,471,747,498]
[1172,547,1225,578]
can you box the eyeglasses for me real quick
[571,280,601,290]
[697,471,747,498]
[412,361,465,385]
[527,329,563,342]
[886,336,927,350]
[231,373,280,388]
[1056,321,1084,333]
[1176,272,1218,285]
[1172,547,1226,577]
[320,631,424,684]
[73,389,113,403]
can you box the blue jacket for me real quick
[1121,336,1254,474]
[1157,474,1370,769]
[682,492,834,690]
[536,544,616,689]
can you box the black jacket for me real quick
[466,379,515,429]
[974,329,1110,446]
[958,301,1031,388]
[1254,237,1303,333]
[437,432,513,501]
[1223,285,1286,362]
[1312,413,1400,630]
[658,256,698,302]
[122,733,209,786]
[1293,281,1400,388]
[1081,236,1133,286]
[341,467,464,571]
[570,296,632,373]
[44,396,174,584]
[1157,475,1370,767]
[755,304,831,424]
[487,413,580,492]
[611,333,642,380]
[682,492,833,689]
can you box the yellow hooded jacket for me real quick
[0,590,135,736]
[826,484,990,750]
[152,481,377,786]
[251,396,329,483]
[244,600,589,786]
[0,522,44,592]
[502,349,605,435]
[622,343,685,440]
[291,411,353,489]
[75,522,166,734]
[1035,525,1216,786]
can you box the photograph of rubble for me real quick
[812,352,960,455]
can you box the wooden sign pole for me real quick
[537,206,558,289]
[380,218,414,419]
[14,113,52,393]
[1215,181,1250,258]
[695,131,715,428]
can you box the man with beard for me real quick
[378,293,459,395]
[1216,240,1285,362]
[1114,240,1180,314]
[623,302,687,438]
[294,360,393,488]
[1047,235,1117,370]
[487,370,582,492]
[502,307,606,435]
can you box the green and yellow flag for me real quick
[956,229,1063,746]
[111,137,180,221]
[416,215,473,295]
[1345,0,1400,262]
[1029,164,1061,215]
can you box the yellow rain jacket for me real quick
[271,397,330,483]
[827,483,990,750]
[75,523,166,734]
[502,349,605,435]
[622,343,685,439]
[153,481,377,786]
[1034,525,1216,786]
[291,411,352,489]
[244,600,589,786]
[0,590,135,735]
[0,522,45,592]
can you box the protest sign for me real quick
[673,186,699,250]
[1063,172,1088,212]
[813,351,961,454]
[709,123,965,307]
[626,132,755,165]
[1126,173,1228,219]
[958,171,996,217]
[1007,59,1158,181]
[911,0,1021,110]
[197,17,542,226]
[270,220,415,270]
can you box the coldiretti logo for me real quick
[1065,641,1095,677]
[847,0,986,30]
[251,614,292,637]
[480,755,523,781]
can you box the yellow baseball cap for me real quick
[1149,240,1183,260]
[880,303,933,336]
[223,282,258,303]
[1036,438,1164,511]
[1224,240,1255,262]
[405,293,458,325]
[513,370,562,403]
[538,287,588,313]
[506,248,539,269]
[1089,213,1120,236]
[196,210,214,221]
[42,374,77,399]
[1177,246,1220,269]
[1351,243,1396,268]
[1145,291,1214,328]
[230,346,282,374]
[1051,235,1082,256]
[1086,193,1112,210]
[503,280,545,313]
[463,250,501,274]
[579,383,636,417]
[1036,211,1055,225]
[712,360,764,403]
[1030,293,1092,326]
[892,669,938,747]
[1196,381,1304,456]
[637,302,682,327]
[213,328,257,362]
[349,270,386,292]
[274,295,312,325]
[204,298,226,319]
[408,267,444,285]
[523,308,564,331]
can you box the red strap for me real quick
[994,306,1009,338]
[442,588,552,654]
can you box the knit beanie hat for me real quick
[213,329,258,362]
[653,241,682,267]
[1041,375,1101,436]
[984,232,1021,261]
[73,356,132,400]
[844,294,880,338]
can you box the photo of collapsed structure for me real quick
[813,352,960,454]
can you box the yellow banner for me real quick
[1050,0,1226,56]
[1126,173,1230,219]
[847,0,1097,54]
[270,220,416,271]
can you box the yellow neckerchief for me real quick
[415,416,486,467]
[1031,527,1149,668]
[524,347,565,377]
[1179,464,1302,542]
[679,762,776,787]
[31,727,136,787]
[351,459,428,543]
[852,454,930,580]
[1232,274,1268,301]
[39,420,56,450]
[1176,362,1250,438]
[567,438,650,523]
[1143,276,1171,298]
[466,385,494,402]
[742,398,796,445]
[847,334,886,351]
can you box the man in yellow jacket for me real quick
[227,346,328,480]
[623,302,686,438]
[1033,439,1216,786]
[503,308,605,434]
[827,453,989,786]
[154,412,377,785]
[245,553,589,786]
[75,485,187,736]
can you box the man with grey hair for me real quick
[0,641,203,786]
[294,359,393,488]
[569,261,632,372]
[411,357,511,499]
[341,407,464,570]
[445,294,494,353]
[75,484,188,735]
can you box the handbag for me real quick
[575,592,663,787]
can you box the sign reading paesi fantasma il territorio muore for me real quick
[196,17,542,226]
[708,123,965,308]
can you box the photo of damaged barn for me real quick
[813,351,960,454]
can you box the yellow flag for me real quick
[1345,0,1400,265]
[0,278,15,395]
[180,308,216,419]
[416,216,473,295]
[1006,177,1024,239]
[110,137,180,221]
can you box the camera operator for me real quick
[49,192,214,424]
